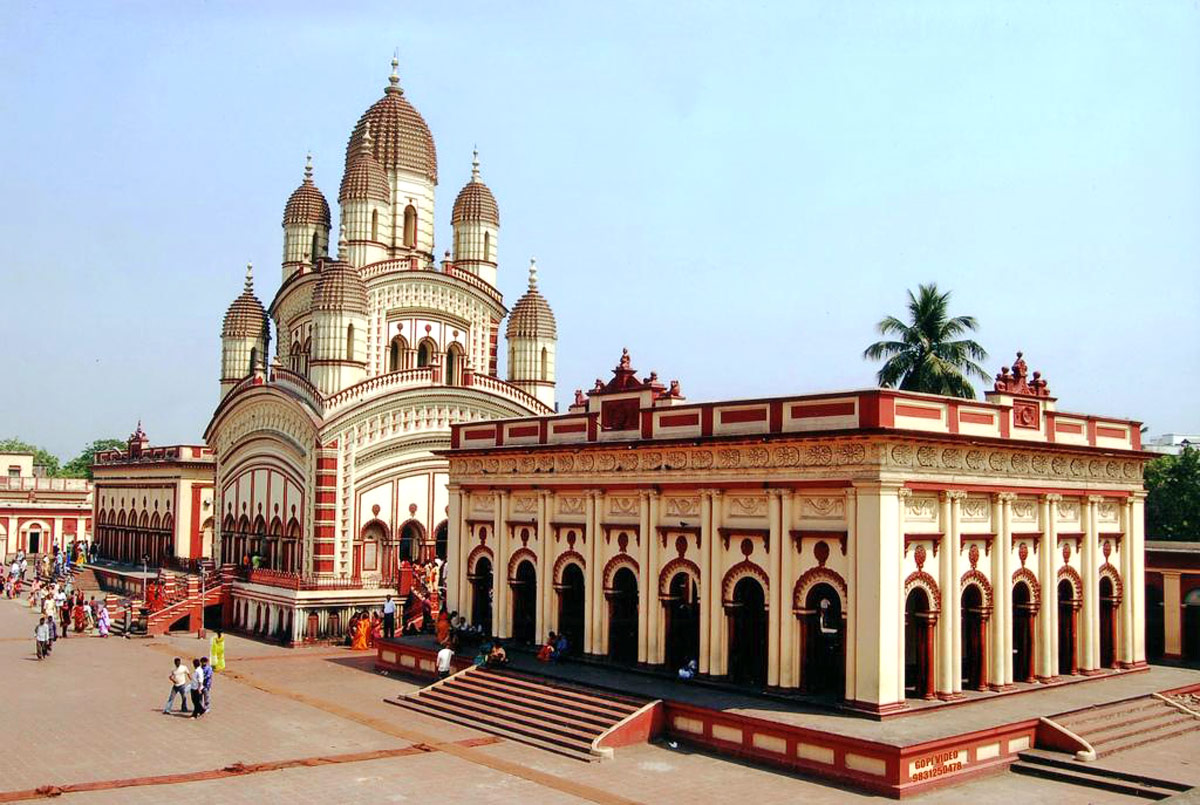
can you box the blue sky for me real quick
[1,1,1197,459]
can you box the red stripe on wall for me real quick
[315,474,337,488]
[314,525,335,538]
[316,491,336,504]
[720,408,767,424]
[790,401,856,418]
[316,458,337,470]
[659,413,700,428]
[960,411,995,425]
[463,428,495,440]
[895,404,942,420]
[313,559,334,572]
[507,425,539,438]
[554,422,587,434]
[1096,426,1126,440]
[1056,422,1084,434]
[313,542,335,556]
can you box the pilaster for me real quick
[1083,495,1103,671]
[646,490,661,665]
[698,490,713,675]
[948,490,965,694]
[1130,492,1147,665]
[767,488,784,687]
[850,481,905,713]
[637,490,651,664]
[1038,494,1061,680]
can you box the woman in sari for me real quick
[96,604,110,637]
[72,599,86,633]
[350,613,370,650]
[404,591,426,635]
[435,609,451,646]
[210,630,226,671]
[368,613,381,648]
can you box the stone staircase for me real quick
[1051,695,1200,759]
[387,666,652,761]
[1012,748,1191,800]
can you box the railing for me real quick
[468,374,554,414]
[237,567,385,591]
[358,257,504,307]
[323,366,435,412]
[270,366,324,412]
[0,477,91,492]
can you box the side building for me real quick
[443,350,1151,714]
[0,451,92,557]
[91,423,215,568]
[204,60,557,643]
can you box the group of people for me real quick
[27,579,112,655]
[536,631,570,663]
[164,655,214,718]
[5,553,28,599]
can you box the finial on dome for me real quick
[244,262,254,293]
[388,50,401,91]
[471,146,480,181]
[337,223,347,259]
[303,152,313,183]
[528,257,538,289]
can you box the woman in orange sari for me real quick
[435,609,451,646]
[350,613,370,650]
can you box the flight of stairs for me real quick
[388,666,651,761]
[1051,695,1200,759]
[1012,748,1192,801]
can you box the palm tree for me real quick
[863,284,990,398]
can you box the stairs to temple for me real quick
[388,666,654,761]
[1050,695,1200,759]
[1011,748,1191,800]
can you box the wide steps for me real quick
[1052,695,1200,759]
[392,666,650,762]
[1012,749,1190,801]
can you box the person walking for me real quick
[436,642,454,680]
[382,595,396,639]
[164,658,191,714]
[35,617,50,660]
[189,659,206,718]
[210,630,225,671]
[201,657,213,712]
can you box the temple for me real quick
[442,349,1151,714]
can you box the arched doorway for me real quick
[434,521,448,563]
[470,557,493,635]
[511,560,537,645]
[727,577,768,687]
[557,564,585,657]
[1013,582,1036,683]
[1099,576,1117,669]
[802,583,844,697]
[1058,579,1078,675]
[663,572,700,671]
[905,589,935,699]
[398,521,423,564]
[961,585,987,691]
[1146,582,1165,660]
[607,567,639,664]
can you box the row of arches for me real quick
[465,550,847,695]
[354,520,448,582]
[388,336,466,384]
[221,515,302,572]
[903,570,1123,699]
[95,509,177,566]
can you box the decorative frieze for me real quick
[800,496,845,519]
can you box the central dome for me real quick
[345,62,437,185]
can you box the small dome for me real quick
[283,154,332,228]
[339,127,391,203]
[223,264,269,338]
[506,259,557,340]
[345,58,437,184]
[451,150,499,225]
[312,259,369,315]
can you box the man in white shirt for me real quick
[436,645,454,679]
[189,659,206,718]
[382,594,396,639]
[34,618,50,659]
[164,658,191,714]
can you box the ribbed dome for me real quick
[345,63,437,184]
[283,156,331,228]
[452,150,498,225]
[339,140,391,203]
[312,260,369,315]
[506,260,557,339]
[223,264,269,338]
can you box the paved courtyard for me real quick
[0,596,1175,804]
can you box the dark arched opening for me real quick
[434,521,448,562]
[558,564,585,658]
[961,584,987,691]
[1013,582,1035,683]
[511,560,537,645]
[1100,576,1117,669]
[905,588,935,699]
[802,583,844,696]
[607,567,639,664]
[727,577,768,687]
[470,557,493,635]
[1058,579,1078,675]
[663,572,700,671]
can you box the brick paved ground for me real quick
[0,597,1162,804]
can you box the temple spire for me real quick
[303,152,313,183]
[244,262,254,293]
[471,146,480,182]
[388,50,401,92]
[337,223,347,260]
[528,257,538,289]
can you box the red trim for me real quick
[1087,420,1097,446]
[769,401,783,432]
[947,402,959,435]
[895,403,942,420]
[553,422,587,434]
[791,401,856,419]
[720,407,767,425]
[587,414,598,441]
[507,425,539,438]
[701,407,714,437]
[316,491,336,504]
[659,413,700,428]
[1055,422,1083,435]
[463,427,495,440]
[316,457,337,470]
[641,410,654,439]
[1096,426,1126,440]
[959,411,993,426]
[315,474,337,488]
[313,542,335,556]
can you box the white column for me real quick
[708,491,724,676]
[1039,495,1060,680]
[698,491,713,675]
[850,481,905,712]
[767,489,783,687]
[585,491,599,655]
[536,492,550,644]
[646,490,661,665]
[1163,571,1183,658]
[779,490,797,689]
[1084,496,1103,671]
[995,493,1016,687]
[589,491,604,655]
[447,486,463,613]
[937,492,953,696]
[53,516,64,549]
[1119,497,1135,666]
[491,491,507,638]
[1130,492,1147,665]
[948,490,964,694]
[637,491,651,664]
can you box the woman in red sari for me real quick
[368,613,381,648]
[350,613,370,650]
[72,599,86,632]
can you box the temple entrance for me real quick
[557,564,585,657]
[905,588,935,699]
[470,557,493,635]
[663,572,700,671]
[398,522,422,564]
[434,522,448,563]
[28,531,40,554]
[961,585,987,691]
[511,560,537,644]
[1146,583,1165,660]
[802,583,844,697]
[727,577,767,687]
[1013,582,1035,683]
[607,567,639,664]
[1058,579,1077,675]
[1099,577,1117,669]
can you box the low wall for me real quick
[376,639,470,680]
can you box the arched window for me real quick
[403,205,417,248]
[346,324,355,361]
[540,347,549,381]
[248,347,257,375]
[389,335,409,372]
[371,209,379,242]
[310,231,320,263]
[483,231,491,261]
[446,344,463,386]
[291,341,301,371]
[417,339,433,368]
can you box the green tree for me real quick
[1145,447,1200,541]
[59,438,127,480]
[0,437,61,476]
[863,283,990,398]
